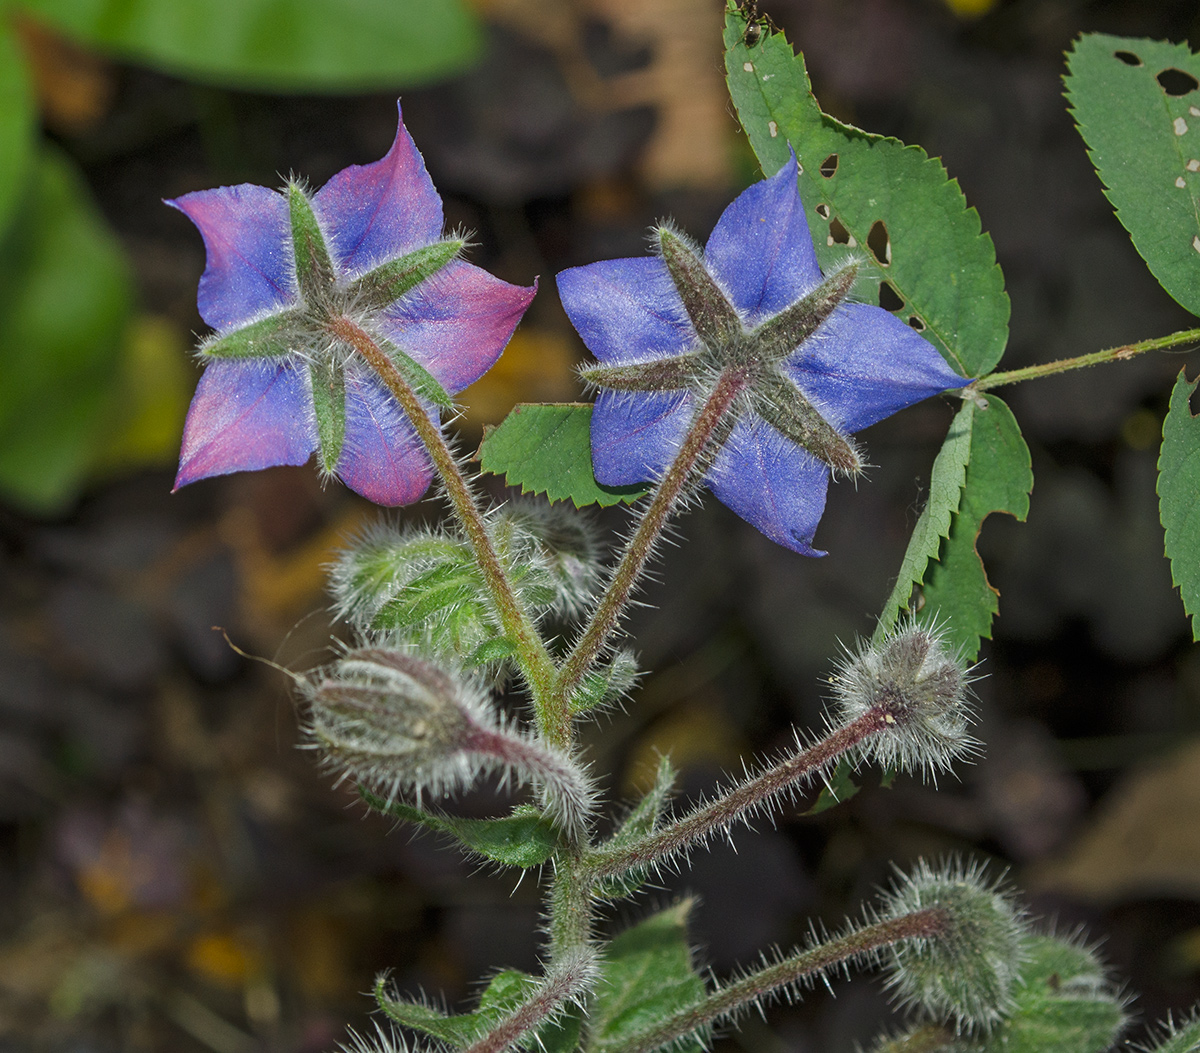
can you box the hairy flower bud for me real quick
[304,648,595,833]
[829,619,977,780]
[878,859,1027,1033]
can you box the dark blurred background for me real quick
[3,0,1200,1050]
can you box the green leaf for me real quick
[917,395,1032,662]
[1066,34,1200,316]
[593,755,677,901]
[1158,369,1200,639]
[479,403,651,508]
[0,19,35,240]
[724,11,1009,377]
[376,969,578,1051]
[0,147,134,513]
[803,756,861,815]
[360,792,560,868]
[586,901,707,1053]
[977,934,1126,1053]
[18,0,482,91]
[875,401,974,642]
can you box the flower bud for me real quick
[304,648,596,833]
[829,618,977,779]
[305,648,484,802]
[878,859,1027,1033]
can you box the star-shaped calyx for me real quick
[581,225,865,480]
[557,151,966,555]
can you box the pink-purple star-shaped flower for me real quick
[169,102,535,506]
[556,152,967,555]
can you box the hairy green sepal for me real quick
[351,239,463,311]
[201,310,308,359]
[288,184,335,303]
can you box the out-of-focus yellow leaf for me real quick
[186,929,262,988]
[621,701,745,796]
[1028,738,1200,901]
[93,314,192,473]
[939,0,998,17]
[460,328,578,427]
[13,14,115,132]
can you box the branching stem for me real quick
[585,707,891,882]
[328,317,561,738]
[972,326,1200,392]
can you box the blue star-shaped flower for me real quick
[169,103,535,506]
[556,152,967,555]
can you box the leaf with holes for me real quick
[586,901,707,1053]
[1159,370,1200,640]
[724,10,1009,378]
[916,394,1031,661]
[1067,34,1200,316]
[479,403,651,508]
[874,399,974,643]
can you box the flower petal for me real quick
[557,258,694,365]
[590,389,692,486]
[789,304,967,433]
[168,185,294,332]
[375,260,536,393]
[336,368,434,505]
[704,151,823,324]
[706,418,830,556]
[175,360,316,488]
[313,102,443,278]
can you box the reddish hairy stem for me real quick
[586,707,891,881]
[616,907,949,1053]
[327,316,562,740]
[462,955,594,1053]
[556,368,750,705]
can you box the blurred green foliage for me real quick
[0,0,481,513]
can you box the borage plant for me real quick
[166,6,1200,1052]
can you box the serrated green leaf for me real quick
[1158,369,1200,639]
[0,20,35,240]
[876,401,973,643]
[724,11,1009,377]
[917,394,1031,661]
[977,934,1125,1053]
[479,403,651,508]
[18,0,482,91]
[361,793,560,867]
[587,901,707,1053]
[594,755,676,901]
[0,147,134,513]
[1066,34,1200,316]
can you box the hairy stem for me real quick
[462,951,596,1053]
[556,368,750,706]
[615,907,949,1053]
[972,326,1200,392]
[328,317,561,739]
[585,707,891,882]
